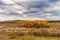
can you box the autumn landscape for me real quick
[0,20,60,40]
[0,0,60,40]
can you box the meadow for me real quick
[0,20,60,40]
[0,34,60,40]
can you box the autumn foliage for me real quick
[0,20,50,28]
[0,20,60,37]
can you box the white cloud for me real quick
[0,0,60,21]
[0,9,4,12]
[1,0,15,4]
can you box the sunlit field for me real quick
[0,20,60,40]
[0,34,60,40]
[0,28,60,40]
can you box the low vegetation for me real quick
[0,20,60,40]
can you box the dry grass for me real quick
[0,34,60,40]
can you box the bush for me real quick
[32,31,42,36]
[10,36,16,39]
[16,33,25,36]
[42,30,49,36]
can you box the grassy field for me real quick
[0,34,60,40]
[0,20,60,40]
[0,28,60,40]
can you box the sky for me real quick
[0,0,60,21]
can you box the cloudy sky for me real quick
[0,0,60,21]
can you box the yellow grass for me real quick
[0,34,60,40]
